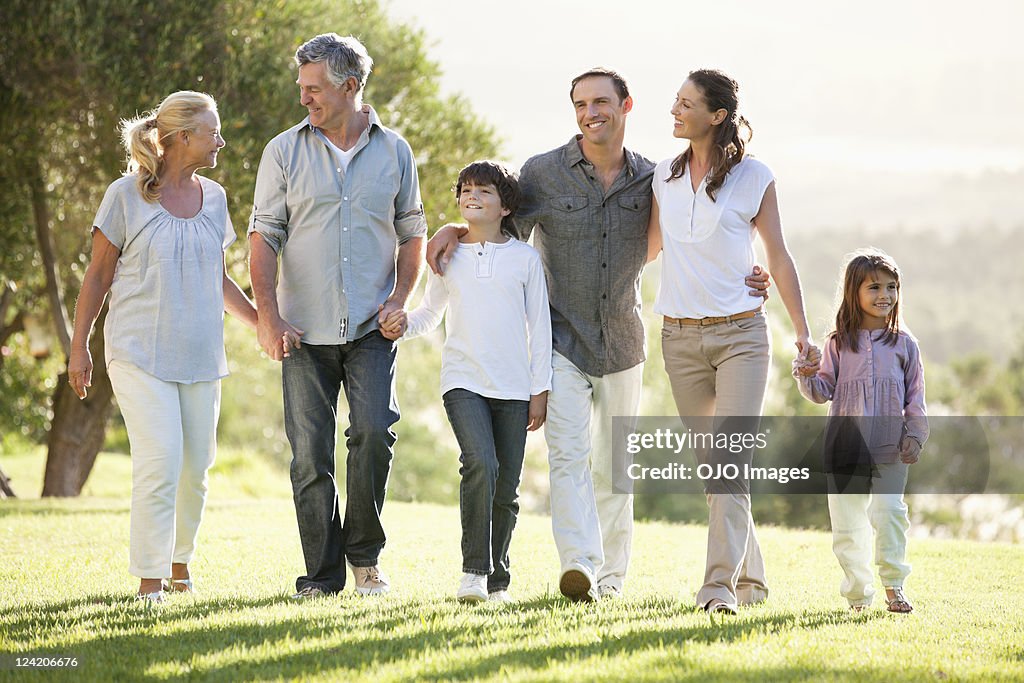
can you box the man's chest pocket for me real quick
[617,194,651,239]
[545,195,590,239]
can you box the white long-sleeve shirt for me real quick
[405,239,552,400]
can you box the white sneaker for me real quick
[597,584,622,600]
[457,573,488,603]
[559,562,597,602]
[350,565,390,596]
[488,589,514,603]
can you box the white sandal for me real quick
[162,578,194,593]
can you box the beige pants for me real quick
[546,351,644,591]
[661,314,771,609]
[109,360,220,579]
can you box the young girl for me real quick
[794,249,928,613]
[390,161,552,603]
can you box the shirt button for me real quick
[337,168,342,173]
[343,257,348,262]
[344,196,349,201]
[602,263,607,268]
[603,233,607,238]
[602,294,607,299]
[343,227,348,231]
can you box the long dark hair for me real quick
[666,69,752,202]
[831,249,902,353]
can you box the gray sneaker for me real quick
[457,573,488,603]
[597,584,622,600]
[351,565,390,596]
[291,585,326,600]
[488,589,514,603]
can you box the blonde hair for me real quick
[119,91,218,202]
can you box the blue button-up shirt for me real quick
[247,106,427,344]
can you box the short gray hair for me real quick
[295,33,373,92]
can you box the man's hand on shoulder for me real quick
[425,224,468,276]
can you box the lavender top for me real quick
[794,330,929,463]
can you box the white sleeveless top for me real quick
[652,156,775,318]
[94,174,235,383]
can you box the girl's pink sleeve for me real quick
[903,336,929,446]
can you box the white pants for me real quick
[108,360,220,579]
[827,463,911,606]
[545,351,643,590]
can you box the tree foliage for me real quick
[0,0,498,491]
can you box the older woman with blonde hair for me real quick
[68,91,257,602]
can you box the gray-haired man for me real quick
[248,33,426,598]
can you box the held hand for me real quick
[67,347,93,400]
[425,224,465,276]
[899,436,922,464]
[378,304,408,340]
[793,339,821,377]
[527,392,548,432]
[745,264,772,301]
[258,313,304,362]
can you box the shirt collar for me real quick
[300,104,383,136]
[564,135,637,177]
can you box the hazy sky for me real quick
[383,0,1024,232]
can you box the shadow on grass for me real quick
[0,592,911,682]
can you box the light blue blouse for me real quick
[94,174,235,383]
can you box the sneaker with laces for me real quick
[597,584,622,600]
[488,589,514,603]
[291,585,326,600]
[559,562,597,602]
[457,573,488,603]
[351,565,390,595]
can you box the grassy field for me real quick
[1,451,1023,682]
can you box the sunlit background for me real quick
[386,0,1024,233]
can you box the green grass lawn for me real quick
[2,451,1023,682]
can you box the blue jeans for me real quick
[282,331,399,593]
[442,389,529,592]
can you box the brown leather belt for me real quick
[664,308,761,327]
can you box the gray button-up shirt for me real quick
[247,107,427,344]
[515,136,655,376]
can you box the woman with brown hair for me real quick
[649,69,818,614]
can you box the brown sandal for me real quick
[885,586,913,613]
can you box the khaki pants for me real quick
[661,314,771,609]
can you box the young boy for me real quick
[386,161,551,602]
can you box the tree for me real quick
[0,0,497,495]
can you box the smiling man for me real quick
[248,33,426,599]
[508,69,655,601]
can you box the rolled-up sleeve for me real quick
[247,140,290,254]
[513,158,541,242]
[394,139,427,243]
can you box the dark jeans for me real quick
[442,388,529,592]
[283,332,399,593]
